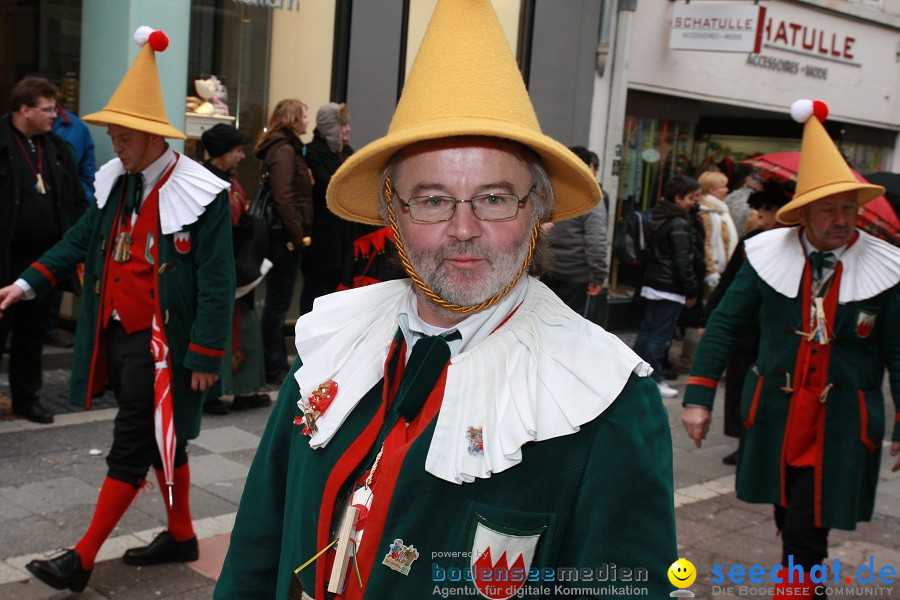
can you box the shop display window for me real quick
[0,0,82,111]
[612,116,694,292]
[187,0,271,193]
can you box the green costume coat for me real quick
[20,153,235,440]
[684,228,900,530]
[215,279,677,599]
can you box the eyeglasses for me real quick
[397,185,535,223]
[32,105,58,115]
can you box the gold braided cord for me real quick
[383,177,539,314]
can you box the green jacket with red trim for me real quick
[683,240,900,530]
[215,364,677,599]
[19,170,234,440]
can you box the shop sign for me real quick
[758,12,858,65]
[232,0,300,11]
[669,3,763,53]
[745,54,828,80]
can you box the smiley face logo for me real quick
[668,558,696,588]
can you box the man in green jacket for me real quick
[682,100,900,599]
[215,2,677,599]
[0,26,234,593]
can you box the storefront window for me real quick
[187,0,271,190]
[841,142,890,174]
[612,116,694,291]
[0,0,82,111]
[618,116,694,216]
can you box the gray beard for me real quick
[404,234,531,312]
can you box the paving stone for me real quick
[90,560,213,599]
[1,477,98,514]
[185,454,250,486]
[199,476,247,505]
[220,447,258,468]
[191,426,261,454]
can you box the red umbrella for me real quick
[740,152,900,246]
[150,313,176,507]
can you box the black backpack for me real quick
[614,209,652,267]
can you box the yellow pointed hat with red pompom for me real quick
[326,0,602,225]
[83,26,186,139]
[776,99,883,225]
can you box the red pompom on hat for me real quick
[133,26,169,52]
[790,99,829,123]
[148,30,169,52]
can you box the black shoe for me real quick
[722,450,739,466]
[203,397,231,415]
[26,549,91,592]
[232,393,272,411]
[13,402,54,424]
[123,530,198,566]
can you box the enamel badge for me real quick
[856,311,876,339]
[145,233,155,264]
[295,380,338,435]
[466,426,484,456]
[174,231,191,254]
[382,539,419,576]
[470,518,545,600]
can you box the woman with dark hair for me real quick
[254,99,313,384]
[200,124,271,414]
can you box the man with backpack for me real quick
[633,175,704,398]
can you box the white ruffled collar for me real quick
[293,278,651,484]
[745,227,900,303]
[93,152,229,235]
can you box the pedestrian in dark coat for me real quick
[633,174,703,399]
[300,102,355,313]
[254,99,313,384]
[0,76,85,424]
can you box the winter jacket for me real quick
[547,202,608,284]
[0,115,86,288]
[641,200,703,298]
[20,156,234,439]
[254,128,313,247]
[698,194,738,279]
[302,129,354,275]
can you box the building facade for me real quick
[1,0,897,315]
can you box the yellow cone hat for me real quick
[776,99,883,225]
[327,0,601,225]
[83,27,186,139]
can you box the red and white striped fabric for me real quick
[150,313,176,507]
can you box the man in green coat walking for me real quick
[215,2,677,599]
[682,99,900,599]
[0,26,234,593]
